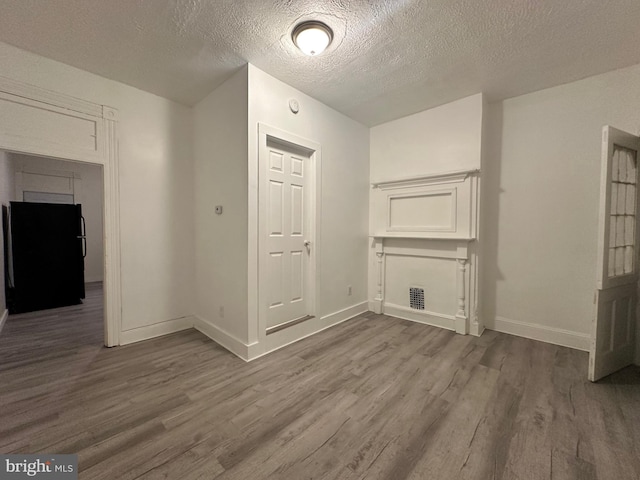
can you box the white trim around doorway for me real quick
[0,75,121,347]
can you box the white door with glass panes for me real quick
[590,126,640,381]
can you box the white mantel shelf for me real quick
[370,234,475,241]
[371,168,480,189]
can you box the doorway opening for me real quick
[0,150,106,350]
[0,77,120,347]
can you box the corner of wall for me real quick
[478,99,502,326]
[475,93,490,332]
[192,315,251,362]
[193,63,250,346]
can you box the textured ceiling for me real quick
[0,0,639,126]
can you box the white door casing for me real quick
[258,124,319,335]
[590,126,639,381]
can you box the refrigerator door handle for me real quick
[79,216,87,258]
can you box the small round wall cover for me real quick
[289,99,300,114]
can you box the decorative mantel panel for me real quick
[371,169,479,239]
[369,169,482,336]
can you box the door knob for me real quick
[304,240,311,247]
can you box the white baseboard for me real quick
[321,301,369,325]
[189,303,369,362]
[193,315,252,361]
[489,316,590,351]
[84,276,104,284]
[250,301,369,361]
[0,309,8,336]
[119,315,194,345]
[383,303,456,331]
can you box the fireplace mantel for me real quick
[368,168,482,337]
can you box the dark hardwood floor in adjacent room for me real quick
[1,293,639,480]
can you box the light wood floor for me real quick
[1,286,639,479]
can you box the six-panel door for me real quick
[265,142,310,329]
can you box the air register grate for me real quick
[409,287,425,310]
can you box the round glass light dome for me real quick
[292,21,333,56]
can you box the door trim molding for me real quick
[255,123,321,354]
[0,76,121,347]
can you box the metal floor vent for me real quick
[409,287,425,310]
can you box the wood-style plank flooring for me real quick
[1,285,639,479]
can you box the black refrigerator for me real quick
[5,202,86,314]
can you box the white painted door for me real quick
[590,126,640,381]
[264,139,312,330]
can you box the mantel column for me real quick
[373,239,385,314]
[455,258,468,334]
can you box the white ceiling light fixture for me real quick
[292,21,333,56]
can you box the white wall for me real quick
[0,42,194,335]
[0,150,14,313]
[9,153,104,283]
[483,63,640,348]
[193,66,249,343]
[370,94,484,181]
[248,65,370,350]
